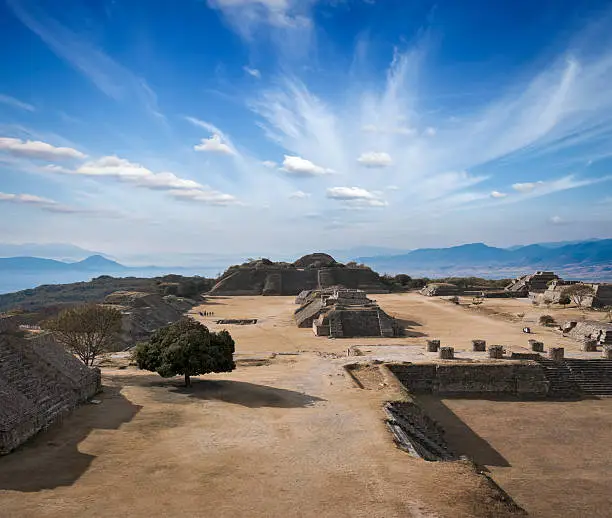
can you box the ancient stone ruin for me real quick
[420,283,459,297]
[534,280,612,308]
[562,320,612,345]
[103,291,194,347]
[209,253,389,296]
[505,271,559,296]
[0,316,101,454]
[294,288,402,338]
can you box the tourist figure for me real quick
[523,327,531,334]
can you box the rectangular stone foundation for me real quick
[387,363,549,397]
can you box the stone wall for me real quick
[0,332,100,455]
[387,362,549,396]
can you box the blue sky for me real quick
[1,0,612,264]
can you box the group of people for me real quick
[199,310,215,317]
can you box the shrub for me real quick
[539,314,556,326]
[448,296,460,304]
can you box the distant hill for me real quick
[356,239,612,280]
[0,243,107,261]
[0,255,126,272]
[0,274,215,315]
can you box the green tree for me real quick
[558,295,571,308]
[43,304,122,366]
[561,284,595,308]
[134,318,235,387]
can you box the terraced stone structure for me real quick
[420,283,460,297]
[209,253,389,296]
[103,291,194,347]
[295,288,402,338]
[0,317,100,454]
[562,320,612,345]
[535,280,612,308]
[505,271,559,296]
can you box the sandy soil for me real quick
[419,396,612,518]
[0,293,605,517]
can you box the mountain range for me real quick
[0,255,125,272]
[356,239,612,280]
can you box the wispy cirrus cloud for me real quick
[6,0,165,120]
[0,93,35,112]
[0,190,110,215]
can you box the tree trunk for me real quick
[184,372,191,387]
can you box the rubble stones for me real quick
[488,345,504,359]
[439,347,454,360]
[472,339,486,352]
[549,347,565,362]
[426,340,440,352]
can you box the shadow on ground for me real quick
[416,396,511,470]
[0,384,141,492]
[396,318,428,338]
[169,379,325,408]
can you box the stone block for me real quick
[530,341,544,352]
[549,347,564,361]
[488,345,504,359]
[426,339,440,352]
[472,339,486,352]
[603,345,612,359]
[582,340,598,352]
[439,347,454,359]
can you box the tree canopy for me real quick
[134,318,235,386]
[43,304,123,366]
[561,284,595,308]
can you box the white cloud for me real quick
[281,155,333,176]
[550,215,563,224]
[0,93,35,112]
[386,185,400,190]
[424,126,436,137]
[244,66,261,78]
[490,191,507,198]
[261,160,277,168]
[186,116,238,156]
[168,188,239,206]
[289,190,310,199]
[0,137,86,160]
[194,134,235,155]
[357,151,393,168]
[326,186,387,207]
[46,156,205,192]
[512,181,544,192]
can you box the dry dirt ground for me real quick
[1,293,610,517]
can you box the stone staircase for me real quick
[536,359,581,398]
[537,358,612,397]
[384,402,456,461]
[565,359,612,396]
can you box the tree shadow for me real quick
[169,379,325,408]
[415,395,511,470]
[0,383,141,492]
